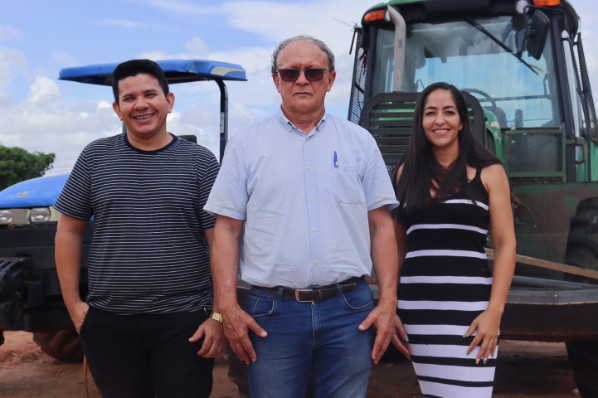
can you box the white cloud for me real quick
[27,77,60,104]
[210,47,272,74]
[138,50,170,61]
[98,100,112,110]
[52,51,78,67]
[0,47,28,90]
[142,0,220,15]
[2,76,121,171]
[185,36,209,56]
[221,0,363,52]
[99,18,176,33]
[100,19,144,29]
[0,25,24,42]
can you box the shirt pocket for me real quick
[332,162,366,205]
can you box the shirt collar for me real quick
[277,108,327,136]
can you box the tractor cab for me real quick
[351,0,596,184]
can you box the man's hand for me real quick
[365,206,399,364]
[68,300,89,334]
[189,317,228,358]
[221,305,267,365]
[358,298,396,364]
[55,214,89,334]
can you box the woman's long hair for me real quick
[393,82,501,217]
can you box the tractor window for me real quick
[371,16,562,130]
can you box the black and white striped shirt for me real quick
[55,134,218,315]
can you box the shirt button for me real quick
[314,259,320,264]
[312,227,317,232]
[307,166,312,171]
[309,196,314,201]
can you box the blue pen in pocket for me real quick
[333,151,338,168]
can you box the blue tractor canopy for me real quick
[58,59,247,86]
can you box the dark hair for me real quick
[271,35,335,73]
[112,59,169,103]
[393,82,501,216]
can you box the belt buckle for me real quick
[295,289,315,303]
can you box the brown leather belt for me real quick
[251,277,364,303]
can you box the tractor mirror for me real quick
[526,10,550,60]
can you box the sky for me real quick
[1,0,597,174]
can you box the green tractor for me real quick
[351,0,598,395]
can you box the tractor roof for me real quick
[59,59,247,86]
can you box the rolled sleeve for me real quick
[361,133,399,212]
[204,134,248,220]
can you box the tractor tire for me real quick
[564,197,598,284]
[565,340,598,397]
[563,197,598,396]
[32,326,83,362]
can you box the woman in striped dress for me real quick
[391,82,516,397]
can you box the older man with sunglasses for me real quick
[205,35,400,398]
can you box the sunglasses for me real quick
[275,68,330,82]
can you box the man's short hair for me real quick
[112,59,169,102]
[271,35,335,73]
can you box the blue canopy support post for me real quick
[216,79,228,163]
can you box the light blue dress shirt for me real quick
[204,110,398,288]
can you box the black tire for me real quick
[32,326,83,362]
[564,197,598,396]
[566,340,598,397]
[564,197,598,284]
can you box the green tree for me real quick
[0,145,56,191]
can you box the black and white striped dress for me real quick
[397,168,497,397]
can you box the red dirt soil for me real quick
[0,331,579,397]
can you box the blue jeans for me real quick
[246,279,374,398]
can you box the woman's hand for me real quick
[464,308,502,364]
[391,314,411,359]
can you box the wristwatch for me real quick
[210,312,223,324]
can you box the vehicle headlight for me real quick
[0,207,59,226]
[30,207,52,223]
[0,209,12,225]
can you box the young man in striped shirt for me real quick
[54,59,225,398]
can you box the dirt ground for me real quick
[0,331,579,397]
